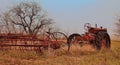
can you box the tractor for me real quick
[67,23,111,51]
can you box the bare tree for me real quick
[1,2,52,35]
[1,13,13,33]
[115,19,120,38]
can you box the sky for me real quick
[0,0,120,35]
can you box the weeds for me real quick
[0,41,120,65]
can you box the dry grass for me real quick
[0,41,120,65]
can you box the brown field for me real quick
[0,40,120,65]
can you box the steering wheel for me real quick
[84,23,91,31]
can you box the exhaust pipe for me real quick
[95,24,97,28]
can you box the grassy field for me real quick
[0,41,120,65]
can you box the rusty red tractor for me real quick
[67,23,111,51]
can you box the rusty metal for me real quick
[0,23,111,52]
[68,23,111,51]
[0,32,68,52]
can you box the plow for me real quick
[0,23,111,52]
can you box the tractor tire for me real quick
[94,31,111,50]
[67,33,81,51]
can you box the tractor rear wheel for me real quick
[94,31,111,50]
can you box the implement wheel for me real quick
[48,32,68,51]
[95,31,111,50]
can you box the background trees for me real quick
[0,2,52,35]
[115,19,120,38]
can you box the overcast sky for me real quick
[0,0,120,35]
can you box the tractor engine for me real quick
[88,26,107,34]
